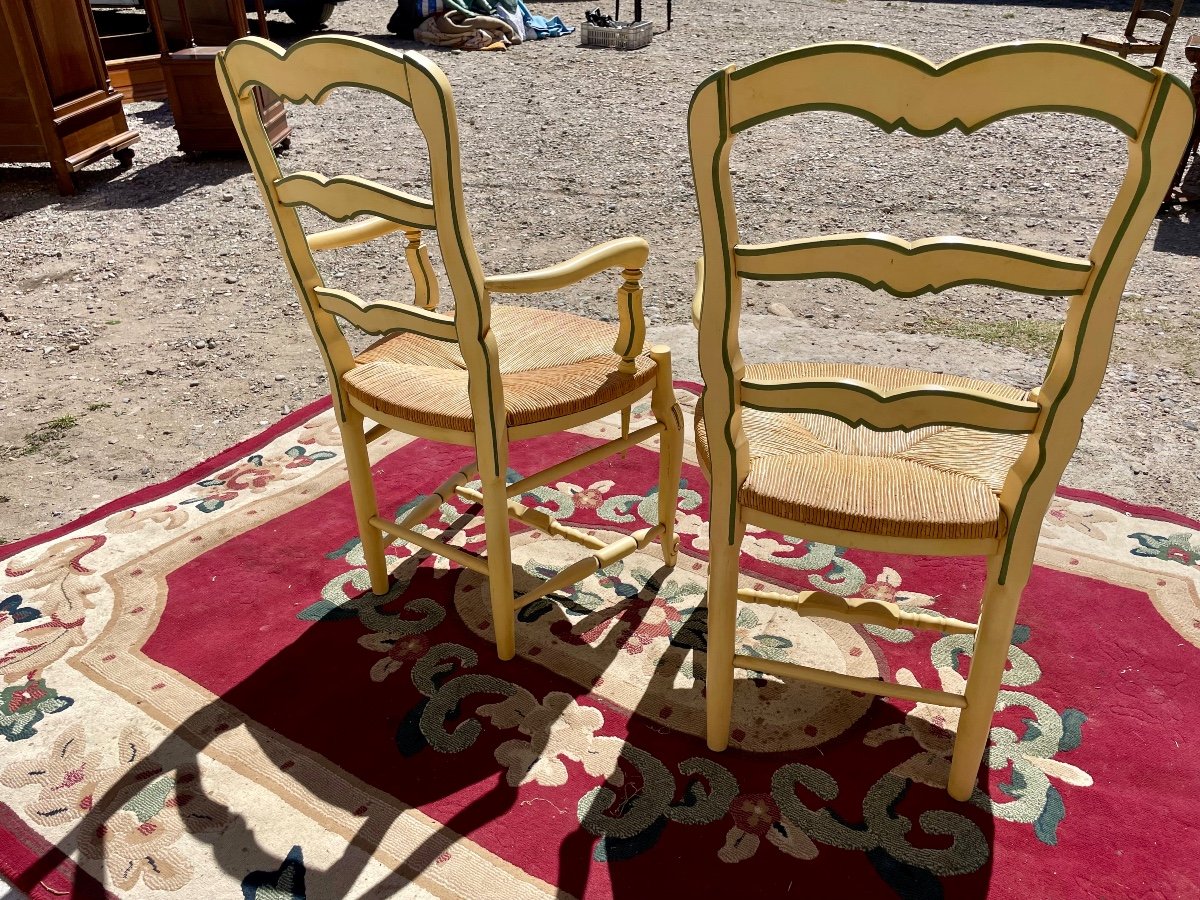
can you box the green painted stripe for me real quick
[733,102,1137,139]
[411,59,503,477]
[278,201,432,230]
[736,236,1088,295]
[241,77,413,108]
[740,401,1037,435]
[735,271,1082,299]
[315,293,457,341]
[617,287,640,358]
[729,40,1155,86]
[226,35,414,107]
[689,68,742,544]
[743,380,1038,413]
[726,42,1152,137]
[279,201,432,230]
[715,72,742,546]
[999,72,1175,583]
[276,173,435,229]
[736,236,1090,270]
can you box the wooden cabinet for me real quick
[93,7,167,102]
[0,0,139,193]
[149,0,290,155]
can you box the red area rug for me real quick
[2,386,1199,899]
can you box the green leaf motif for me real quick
[997,766,1027,800]
[1021,717,1043,745]
[751,634,793,651]
[1058,708,1087,753]
[0,679,75,742]
[1033,786,1066,846]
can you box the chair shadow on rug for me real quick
[13,522,995,898]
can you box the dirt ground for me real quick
[2,0,1199,545]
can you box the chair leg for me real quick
[947,556,1029,801]
[705,517,745,752]
[650,346,683,566]
[481,470,517,660]
[339,406,389,595]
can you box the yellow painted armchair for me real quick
[216,35,684,661]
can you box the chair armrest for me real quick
[307,215,406,252]
[740,375,1041,433]
[484,236,649,294]
[314,287,457,342]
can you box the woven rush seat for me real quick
[1079,32,1129,49]
[696,362,1030,541]
[343,305,657,432]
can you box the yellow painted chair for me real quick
[215,35,684,661]
[687,41,1194,800]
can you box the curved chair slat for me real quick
[734,234,1092,298]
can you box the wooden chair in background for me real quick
[216,36,683,661]
[688,41,1193,800]
[1081,0,1185,68]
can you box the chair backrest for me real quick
[689,41,1194,576]
[1125,0,1185,46]
[216,36,507,467]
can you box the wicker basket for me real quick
[580,20,653,50]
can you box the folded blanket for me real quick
[414,9,518,49]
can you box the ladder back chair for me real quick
[688,41,1194,800]
[1081,0,1186,69]
[216,35,684,661]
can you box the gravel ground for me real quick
[2,0,1199,545]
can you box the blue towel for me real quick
[516,0,574,38]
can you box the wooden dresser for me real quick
[0,0,139,193]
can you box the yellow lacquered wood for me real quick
[732,655,968,709]
[370,515,490,574]
[726,41,1160,138]
[313,287,457,340]
[215,33,680,661]
[505,423,664,498]
[688,41,1194,799]
[275,171,436,230]
[649,345,684,565]
[308,216,406,252]
[736,587,978,635]
[734,234,1092,298]
[396,461,478,531]
[404,228,441,310]
[505,383,656,441]
[511,526,663,611]
[742,507,1003,557]
[614,268,646,374]
[455,484,609,551]
[739,375,1041,432]
[345,395,476,446]
[216,34,415,107]
[484,235,649,293]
